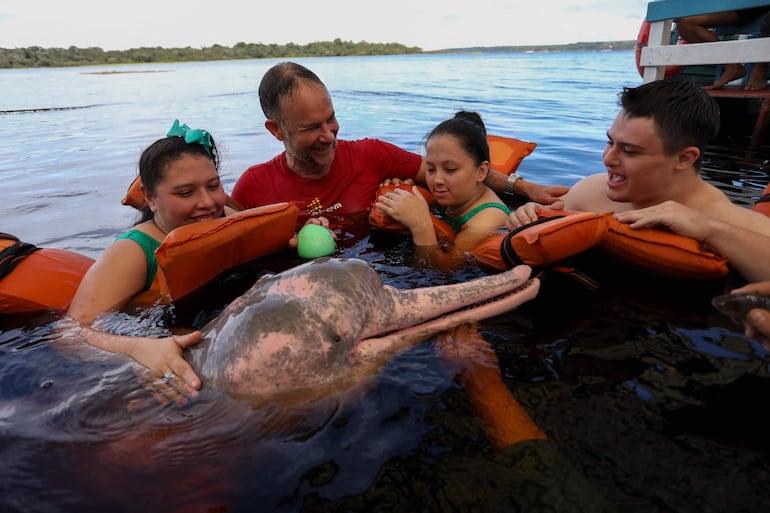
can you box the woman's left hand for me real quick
[128,331,202,393]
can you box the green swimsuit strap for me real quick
[115,229,161,291]
[439,203,512,232]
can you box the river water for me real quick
[1,52,769,512]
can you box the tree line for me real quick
[0,39,422,69]
[0,39,635,69]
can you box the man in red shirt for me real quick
[231,61,567,226]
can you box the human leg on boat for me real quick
[746,13,770,91]
[675,11,749,90]
[745,62,768,91]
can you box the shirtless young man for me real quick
[506,77,770,282]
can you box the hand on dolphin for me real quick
[79,324,203,393]
[130,330,203,394]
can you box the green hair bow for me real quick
[166,119,212,152]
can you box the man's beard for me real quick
[287,147,317,164]
[287,140,336,166]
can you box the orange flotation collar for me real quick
[492,182,770,278]
[495,209,608,268]
[129,202,298,307]
[1,203,298,314]
[0,234,95,314]
[475,209,729,279]
[596,182,770,277]
[368,183,457,243]
[597,216,728,280]
[486,135,537,174]
[369,186,734,280]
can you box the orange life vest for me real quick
[368,183,456,243]
[1,203,298,314]
[0,234,95,314]
[486,134,537,174]
[129,202,298,307]
[477,209,730,279]
[369,186,733,280]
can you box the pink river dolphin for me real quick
[0,257,541,511]
[185,257,540,403]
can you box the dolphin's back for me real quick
[186,258,394,400]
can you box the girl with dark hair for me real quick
[374,111,511,269]
[68,120,233,393]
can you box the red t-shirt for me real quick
[232,139,422,221]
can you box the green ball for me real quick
[296,224,336,259]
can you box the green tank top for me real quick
[115,229,160,291]
[438,202,512,233]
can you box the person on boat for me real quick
[505,77,770,283]
[675,8,770,90]
[230,61,568,226]
[373,111,510,269]
[67,120,233,394]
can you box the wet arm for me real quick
[504,174,606,230]
[67,239,202,389]
[417,212,508,272]
[485,170,569,205]
[78,325,202,390]
[68,240,149,323]
[697,220,770,282]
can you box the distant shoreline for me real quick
[430,40,635,54]
[0,40,636,69]
[80,70,171,74]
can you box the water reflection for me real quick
[703,134,770,206]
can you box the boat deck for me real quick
[707,86,770,100]
[707,86,770,146]
[640,0,770,83]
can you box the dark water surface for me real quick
[1,52,770,512]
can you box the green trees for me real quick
[0,39,635,69]
[0,40,423,69]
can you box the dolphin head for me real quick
[186,258,539,402]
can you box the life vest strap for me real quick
[0,234,40,281]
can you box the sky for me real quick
[0,1,649,52]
